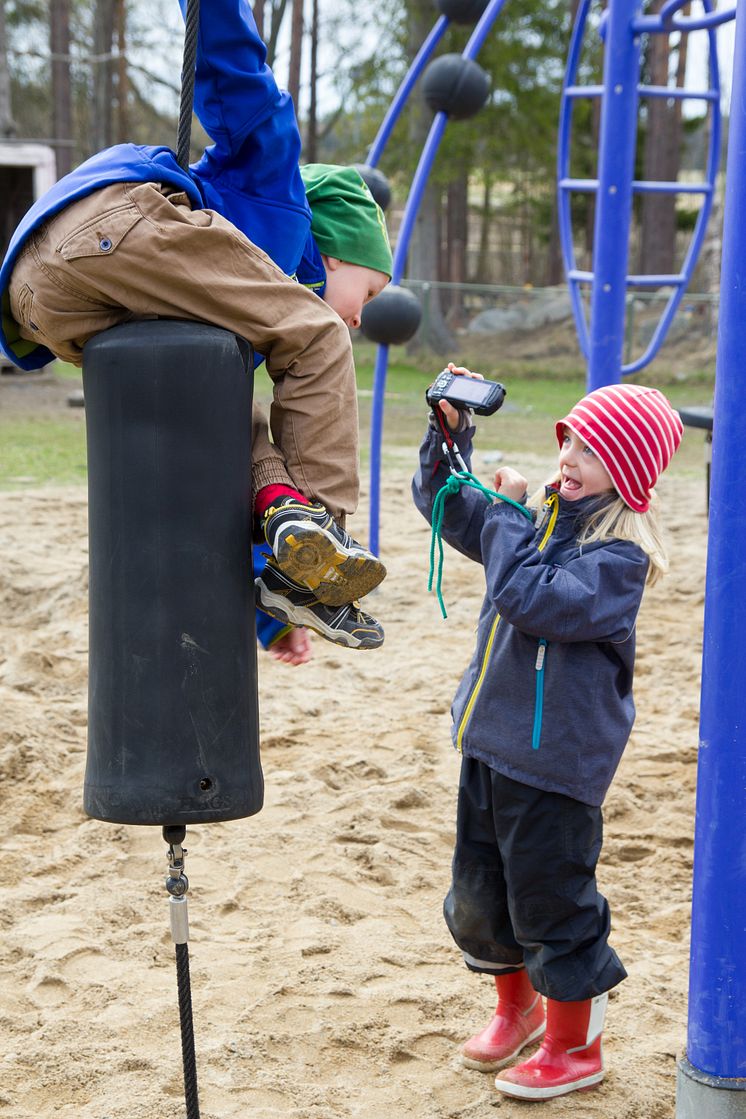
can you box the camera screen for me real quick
[449,378,492,403]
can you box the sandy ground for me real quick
[0,428,707,1119]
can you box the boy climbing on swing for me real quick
[0,0,391,651]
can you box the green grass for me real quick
[0,415,87,488]
[52,359,83,382]
[0,344,714,490]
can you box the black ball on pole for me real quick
[360,286,422,346]
[353,164,392,212]
[422,54,490,120]
[435,0,491,23]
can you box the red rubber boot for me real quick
[494,991,607,1100]
[462,970,545,1071]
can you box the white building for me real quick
[0,141,56,370]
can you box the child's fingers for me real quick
[438,399,462,430]
[447,361,484,380]
[494,466,528,501]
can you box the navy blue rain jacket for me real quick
[412,425,649,806]
[0,0,326,370]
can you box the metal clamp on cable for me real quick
[164,825,190,945]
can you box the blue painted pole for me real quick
[587,0,642,390]
[368,342,389,556]
[676,3,746,1110]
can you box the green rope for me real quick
[429,470,533,618]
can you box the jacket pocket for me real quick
[532,639,547,750]
[14,283,37,330]
[57,203,142,262]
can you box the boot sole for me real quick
[272,521,386,606]
[494,1069,604,1100]
[256,582,383,650]
[462,1024,546,1072]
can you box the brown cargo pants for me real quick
[8,181,360,522]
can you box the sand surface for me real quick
[0,436,706,1119]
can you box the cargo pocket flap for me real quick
[58,205,141,261]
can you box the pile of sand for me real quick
[0,444,705,1119]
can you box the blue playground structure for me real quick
[363,2,744,1113]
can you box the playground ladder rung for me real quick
[559,178,600,193]
[633,179,711,194]
[568,270,685,286]
[626,273,685,286]
[560,178,711,195]
[564,85,604,98]
[564,84,716,102]
[639,84,718,101]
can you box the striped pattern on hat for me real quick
[555,384,683,513]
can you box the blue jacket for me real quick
[412,425,649,807]
[0,0,326,370]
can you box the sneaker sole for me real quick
[272,521,386,606]
[462,1024,546,1072]
[256,583,383,650]
[494,1069,604,1100]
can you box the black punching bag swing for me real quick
[81,3,260,1115]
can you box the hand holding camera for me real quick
[426,363,506,430]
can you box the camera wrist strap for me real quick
[428,471,532,619]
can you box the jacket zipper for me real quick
[532,639,547,749]
[456,611,501,752]
[455,493,560,755]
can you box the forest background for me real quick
[0,0,729,366]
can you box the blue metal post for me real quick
[368,342,389,556]
[587,0,642,389]
[676,5,746,1115]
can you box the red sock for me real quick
[254,484,309,519]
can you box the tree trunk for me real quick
[445,173,468,323]
[116,0,128,143]
[51,0,73,176]
[92,0,116,153]
[405,0,451,352]
[253,0,264,39]
[287,0,303,113]
[639,1,689,278]
[0,0,16,137]
[266,0,289,70]
[476,172,493,282]
[305,0,318,161]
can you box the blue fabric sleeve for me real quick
[177,0,311,274]
[411,424,490,563]
[480,504,649,643]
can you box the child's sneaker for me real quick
[261,498,386,606]
[256,559,384,650]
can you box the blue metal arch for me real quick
[367,0,509,554]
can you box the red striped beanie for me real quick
[555,384,683,513]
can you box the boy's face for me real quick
[321,257,389,330]
[557,427,614,502]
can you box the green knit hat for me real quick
[300,163,393,278]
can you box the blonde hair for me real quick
[530,474,668,585]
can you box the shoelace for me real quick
[429,471,533,618]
